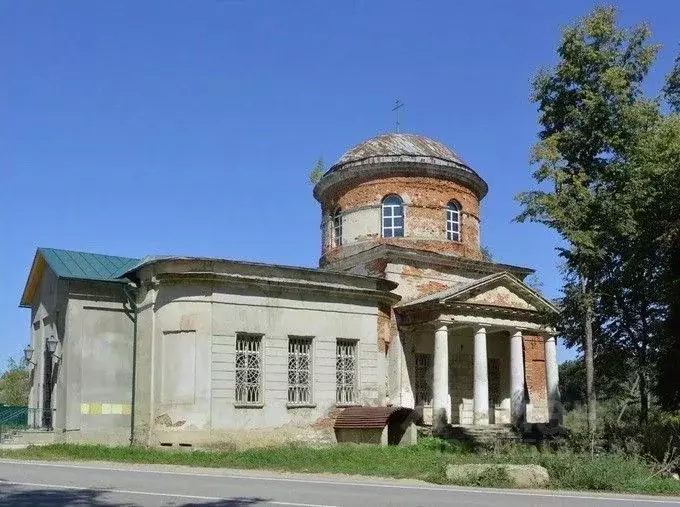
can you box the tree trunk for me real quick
[639,303,649,425]
[639,369,648,424]
[581,274,596,446]
[638,340,649,425]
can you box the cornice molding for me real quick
[151,271,401,305]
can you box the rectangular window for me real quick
[336,339,358,404]
[333,212,342,247]
[235,334,262,405]
[288,337,313,405]
[382,203,404,238]
[415,353,433,406]
[446,208,460,241]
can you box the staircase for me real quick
[0,406,55,448]
[0,428,55,448]
[419,424,521,446]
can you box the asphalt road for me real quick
[1,459,680,506]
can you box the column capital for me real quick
[433,321,450,331]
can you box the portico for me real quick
[396,272,561,431]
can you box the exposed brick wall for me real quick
[311,407,344,429]
[319,176,482,265]
[377,303,392,353]
[523,334,548,406]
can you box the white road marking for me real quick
[2,480,335,507]
[1,459,680,504]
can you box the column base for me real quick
[473,411,489,426]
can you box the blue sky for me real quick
[1,1,678,366]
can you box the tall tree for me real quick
[626,113,680,410]
[516,7,658,438]
[656,56,680,409]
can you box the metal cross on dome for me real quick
[392,99,404,132]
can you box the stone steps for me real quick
[0,429,55,447]
[419,424,521,445]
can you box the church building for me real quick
[20,133,560,447]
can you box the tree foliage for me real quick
[518,6,680,429]
[480,245,494,262]
[517,6,660,434]
[664,54,680,113]
[308,157,325,185]
[628,114,680,409]
[0,358,30,406]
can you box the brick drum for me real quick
[320,176,482,265]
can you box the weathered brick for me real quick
[320,176,482,265]
[522,334,547,406]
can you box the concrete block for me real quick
[445,464,550,488]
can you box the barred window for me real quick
[446,200,461,241]
[288,337,313,404]
[235,334,262,405]
[381,194,404,238]
[332,208,342,247]
[336,339,357,404]
[415,353,433,406]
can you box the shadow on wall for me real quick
[0,484,273,506]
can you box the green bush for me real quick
[602,414,680,472]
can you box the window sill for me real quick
[286,403,317,409]
[335,402,361,408]
[234,403,264,409]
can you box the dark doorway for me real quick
[42,349,53,428]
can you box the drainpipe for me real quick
[123,282,138,446]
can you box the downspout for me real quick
[123,282,138,446]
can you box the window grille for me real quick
[332,208,342,247]
[415,353,433,406]
[288,337,313,404]
[336,339,357,403]
[381,195,404,238]
[446,200,461,241]
[235,334,262,405]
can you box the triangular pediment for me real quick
[463,284,537,310]
[396,271,558,315]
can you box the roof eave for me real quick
[313,158,489,202]
[121,256,398,292]
[19,250,45,308]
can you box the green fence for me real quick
[0,405,28,428]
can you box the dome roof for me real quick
[314,132,488,201]
[330,133,470,171]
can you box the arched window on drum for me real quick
[381,195,404,238]
[446,200,461,242]
[332,207,342,247]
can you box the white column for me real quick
[473,326,489,425]
[544,335,561,424]
[509,330,525,425]
[432,324,449,431]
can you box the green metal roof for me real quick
[38,247,140,282]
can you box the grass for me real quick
[2,438,680,495]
